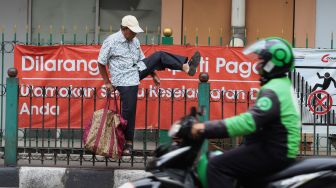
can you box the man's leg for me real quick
[207,144,294,188]
[139,51,200,80]
[116,86,139,153]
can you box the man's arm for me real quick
[98,38,115,91]
[317,72,323,79]
[332,77,336,88]
[192,89,280,139]
[98,63,115,91]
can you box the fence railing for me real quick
[1,68,336,167]
[2,71,214,167]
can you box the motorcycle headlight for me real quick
[118,182,135,188]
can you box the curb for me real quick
[0,167,150,188]
[0,167,19,187]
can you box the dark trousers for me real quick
[116,85,138,141]
[117,51,188,141]
[139,51,188,79]
[207,144,295,188]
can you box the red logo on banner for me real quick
[321,54,336,63]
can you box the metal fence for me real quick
[0,82,335,167]
[15,86,198,167]
[1,30,336,167]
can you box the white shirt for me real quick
[98,30,147,86]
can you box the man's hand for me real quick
[191,123,205,138]
[98,63,115,93]
[151,72,160,87]
[105,82,116,93]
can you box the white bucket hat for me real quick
[121,15,144,33]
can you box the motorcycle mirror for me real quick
[198,106,205,116]
[189,106,205,117]
[168,122,181,137]
[189,106,197,117]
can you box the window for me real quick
[31,0,161,45]
[31,0,96,44]
[99,0,161,44]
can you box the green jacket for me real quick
[204,77,301,158]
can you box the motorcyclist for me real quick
[191,37,301,188]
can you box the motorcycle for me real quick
[119,107,336,188]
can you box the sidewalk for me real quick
[0,133,157,187]
[0,166,150,188]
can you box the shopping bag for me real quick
[83,94,127,159]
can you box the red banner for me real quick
[14,45,260,129]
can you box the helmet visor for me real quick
[242,39,267,56]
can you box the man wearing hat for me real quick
[98,15,200,155]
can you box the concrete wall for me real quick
[246,0,294,45]
[32,0,96,43]
[183,0,231,46]
[0,0,29,128]
[182,0,295,46]
[161,0,182,44]
[294,0,316,48]
[0,0,28,71]
[0,0,334,48]
[0,0,28,42]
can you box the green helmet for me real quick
[243,37,294,78]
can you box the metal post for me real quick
[195,28,199,46]
[331,32,334,49]
[4,68,19,166]
[159,35,173,144]
[1,31,4,134]
[161,28,173,45]
[208,28,211,46]
[157,26,161,45]
[198,73,210,153]
[292,34,296,48]
[159,88,175,144]
[145,27,148,45]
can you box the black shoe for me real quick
[122,143,133,156]
[188,51,201,76]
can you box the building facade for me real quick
[1,0,336,48]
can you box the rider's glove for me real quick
[203,120,229,139]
